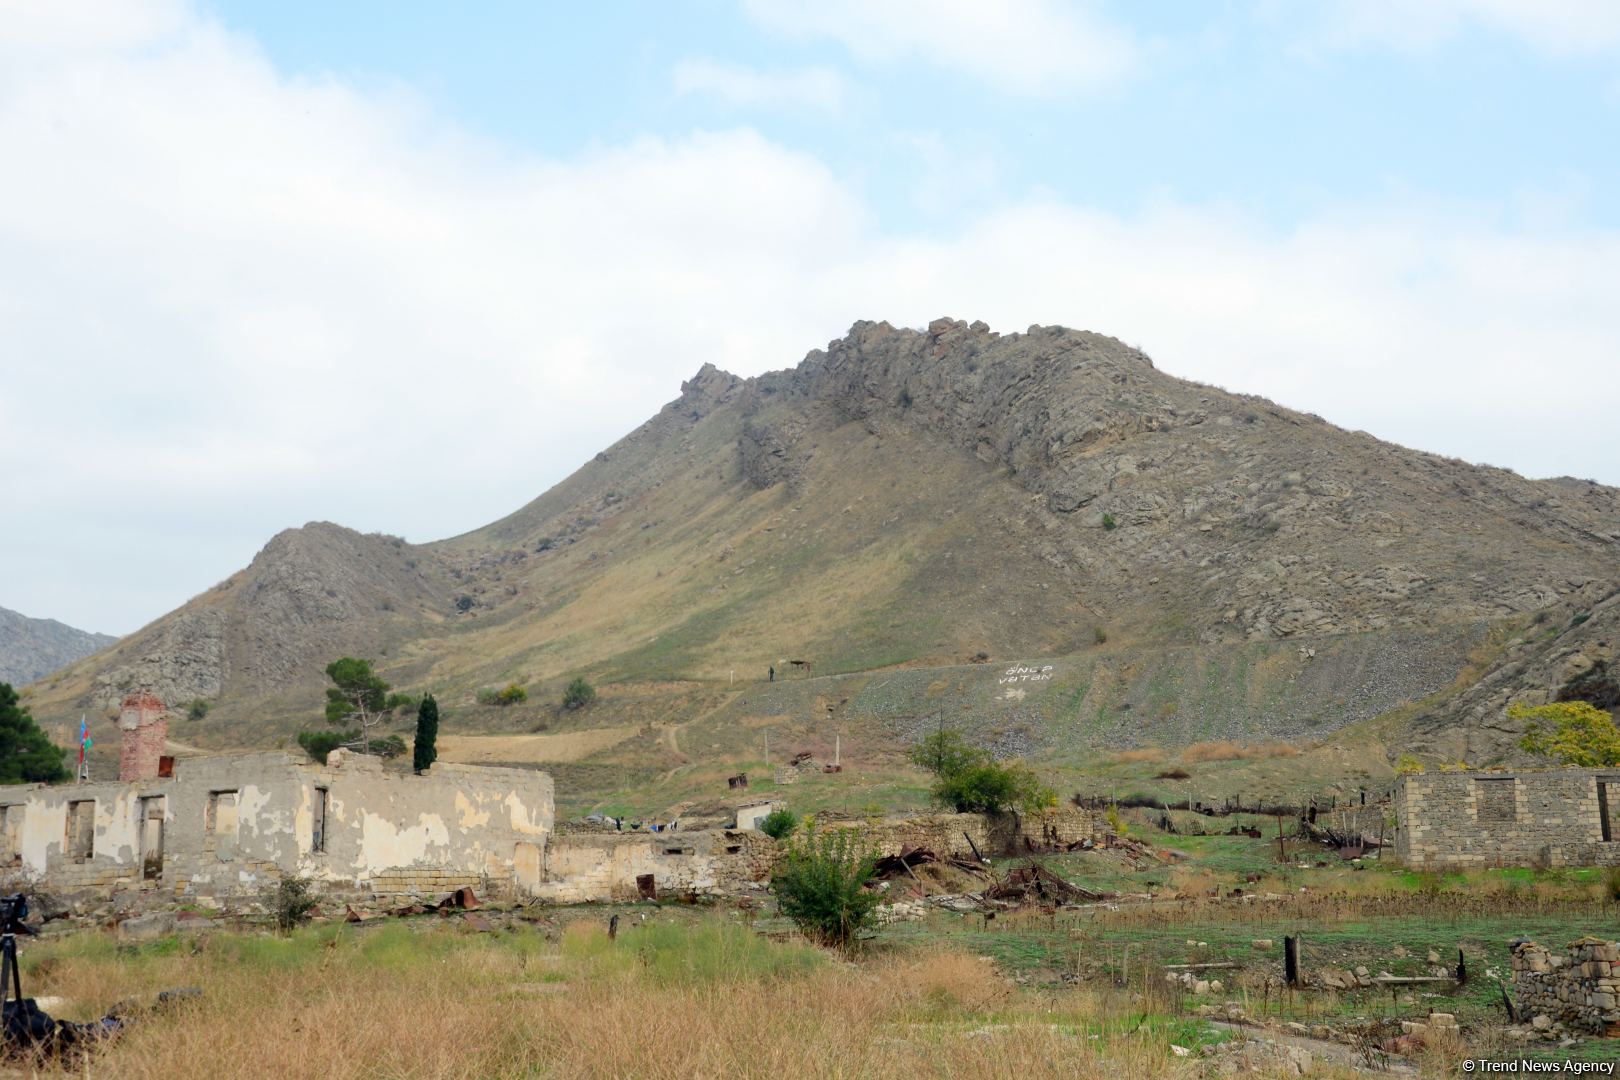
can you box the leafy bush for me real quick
[296,729,405,761]
[1093,626,1108,645]
[1101,513,1117,530]
[187,699,211,721]
[366,734,407,759]
[908,728,1054,814]
[297,729,356,762]
[1513,701,1620,766]
[771,828,880,950]
[271,874,320,931]
[758,808,799,840]
[0,683,70,783]
[562,677,596,711]
[1606,866,1620,905]
[477,684,528,707]
[1394,753,1425,775]
[384,692,419,711]
[455,595,475,613]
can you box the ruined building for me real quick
[1,696,554,899]
[1395,768,1620,870]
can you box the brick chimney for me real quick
[118,691,168,781]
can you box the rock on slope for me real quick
[0,606,117,685]
[24,319,1620,759]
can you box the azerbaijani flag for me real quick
[78,714,91,767]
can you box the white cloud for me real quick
[1289,0,1620,54]
[3,1,1619,635]
[672,59,847,111]
[738,0,1139,96]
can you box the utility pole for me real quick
[835,734,841,768]
[764,728,770,771]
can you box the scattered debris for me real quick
[984,864,1105,905]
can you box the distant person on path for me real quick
[768,665,775,682]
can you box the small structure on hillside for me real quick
[1394,768,1620,870]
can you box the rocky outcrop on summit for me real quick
[0,606,116,686]
[77,523,453,710]
[743,318,1620,644]
[27,317,1620,757]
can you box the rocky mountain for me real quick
[26,318,1620,766]
[0,605,117,686]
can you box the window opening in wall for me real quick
[312,787,328,854]
[66,800,95,862]
[1601,780,1615,843]
[139,796,165,880]
[0,806,21,865]
[664,847,692,856]
[1477,778,1517,823]
[204,790,239,859]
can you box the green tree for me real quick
[562,677,595,711]
[1513,701,1620,767]
[908,726,1055,814]
[413,694,439,774]
[771,827,880,950]
[908,728,982,779]
[0,683,70,784]
[322,657,391,750]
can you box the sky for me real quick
[2,0,1619,637]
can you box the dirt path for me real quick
[1208,1021,1417,1075]
[437,726,641,765]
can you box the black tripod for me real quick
[0,894,35,1011]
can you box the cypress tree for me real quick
[413,693,439,774]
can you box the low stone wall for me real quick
[536,829,775,903]
[1512,937,1620,1038]
[819,807,1100,860]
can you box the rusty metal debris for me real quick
[984,864,1106,906]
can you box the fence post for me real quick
[1284,935,1300,988]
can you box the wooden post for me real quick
[1456,948,1468,985]
[1276,813,1287,862]
[608,914,619,941]
[1284,935,1300,988]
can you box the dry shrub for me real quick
[1113,748,1165,764]
[1179,740,1300,763]
[1153,767,1191,780]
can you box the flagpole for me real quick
[77,713,90,783]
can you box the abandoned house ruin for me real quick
[0,695,555,900]
[1394,768,1620,870]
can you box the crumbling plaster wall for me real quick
[0,751,554,900]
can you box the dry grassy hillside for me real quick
[23,318,1620,784]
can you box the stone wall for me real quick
[536,829,775,903]
[1512,937,1620,1038]
[1394,769,1620,869]
[0,750,554,901]
[820,806,1101,860]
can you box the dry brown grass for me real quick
[21,918,1210,1080]
[1178,740,1300,763]
[1112,748,1165,764]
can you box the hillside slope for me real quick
[27,319,1620,770]
[0,606,116,685]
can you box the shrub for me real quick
[413,694,439,774]
[478,684,528,707]
[1179,740,1300,763]
[1105,805,1128,837]
[1605,866,1620,905]
[1154,767,1191,780]
[1093,626,1108,644]
[271,874,320,931]
[1101,513,1117,531]
[758,808,799,840]
[1513,700,1620,767]
[1394,753,1425,775]
[187,699,211,722]
[366,735,407,759]
[771,828,880,950]
[562,677,596,711]
[455,595,475,613]
[297,729,356,762]
[909,728,1054,814]
[535,537,555,553]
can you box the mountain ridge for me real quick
[25,318,1620,769]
